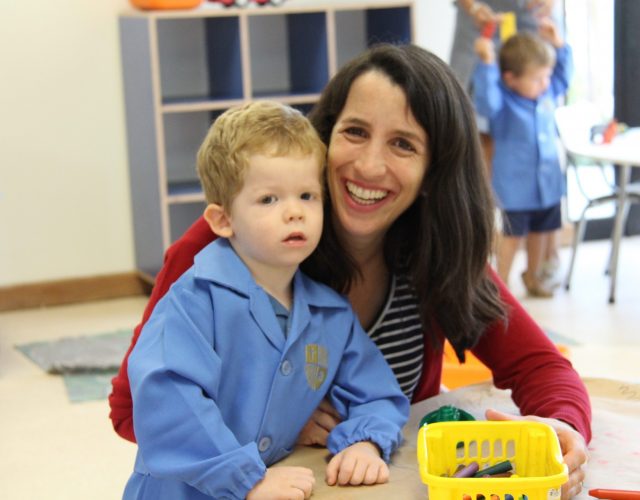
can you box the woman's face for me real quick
[327,70,429,246]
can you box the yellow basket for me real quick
[417,421,568,500]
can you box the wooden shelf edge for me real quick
[0,272,152,312]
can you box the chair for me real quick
[555,102,640,302]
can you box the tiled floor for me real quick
[1,237,638,499]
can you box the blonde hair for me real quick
[197,101,326,209]
[499,32,555,76]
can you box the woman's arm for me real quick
[108,216,215,442]
[474,270,591,500]
[473,270,591,441]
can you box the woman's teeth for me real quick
[346,181,388,205]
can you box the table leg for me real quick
[608,164,630,303]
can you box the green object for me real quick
[419,404,476,428]
[473,460,513,477]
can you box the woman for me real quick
[110,44,590,498]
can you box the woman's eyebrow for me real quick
[339,115,426,147]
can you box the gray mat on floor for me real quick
[544,329,580,346]
[15,329,132,403]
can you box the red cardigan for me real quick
[109,217,591,443]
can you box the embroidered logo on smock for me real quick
[304,344,328,390]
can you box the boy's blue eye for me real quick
[300,192,313,201]
[259,195,277,204]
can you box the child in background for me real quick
[123,101,409,500]
[473,18,572,296]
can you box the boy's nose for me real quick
[284,201,304,221]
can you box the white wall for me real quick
[0,0,456,288]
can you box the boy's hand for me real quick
[527,0,555,18]
[474,37,496,64]
[296,399,342,446]
[247,466,315,500]
[325,441,389,487]
[538,17,564,48]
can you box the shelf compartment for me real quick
[248,12,328,97]
[157,16,243,104]
[163,110,223,195]
[335,7,412,69]
[167,180,205,204]
[169,202,208,243]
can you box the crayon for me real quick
[588,489,640,500]
[453,461,480,478]
[481,21,497,39]
[473,460,513,478]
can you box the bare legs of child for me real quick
[497,231,555,297]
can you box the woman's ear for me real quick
[203,204,233,238]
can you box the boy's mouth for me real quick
[283,232,306,243]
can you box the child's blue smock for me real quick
[473,45,573,211]
[124,238,409,500]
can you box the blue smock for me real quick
[124,238,409,499]
[473,45,573,211]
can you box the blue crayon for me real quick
[453,461,480,478]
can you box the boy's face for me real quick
[225,153,323,275]
[504,64,553,100]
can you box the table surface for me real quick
[571,127,640,166]
[278,378,640,499]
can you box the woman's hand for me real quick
[296,399,342,446]
[486,409,589,500]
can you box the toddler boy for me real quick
[473,18,572,296]
[123,101,409,500]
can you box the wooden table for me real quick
[278,378,640,498]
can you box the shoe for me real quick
[521,271,554,298]
[539,257,561,290]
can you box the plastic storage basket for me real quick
[417,421,568,500]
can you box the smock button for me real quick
[258,436,271,452]
[280,360,292,376]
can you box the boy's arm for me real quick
[129,285,266,499]
[108,217,215,442]
[538,17,573,97]
[472,38,504,119]
[550,44,573,98]
[325,315,409,463]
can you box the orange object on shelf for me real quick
[441,340,570,389]
[130,0,202,10]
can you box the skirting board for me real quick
[0,272,153,312]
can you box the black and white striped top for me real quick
[366,274,424,400]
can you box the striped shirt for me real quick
[366,274,424,400]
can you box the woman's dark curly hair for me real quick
[302,43,505,360]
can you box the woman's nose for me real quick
[355,141,386,178]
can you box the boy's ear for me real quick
[203,204,233,238]
[503,71,516,87]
